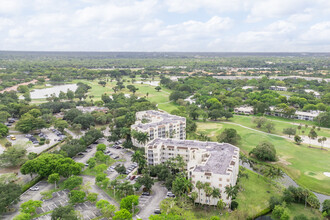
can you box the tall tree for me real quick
[308,129,318,147]
[217,128,241,145]
[0,183,21,214]
[196,181,203,204]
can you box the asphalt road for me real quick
[135,182,168,220]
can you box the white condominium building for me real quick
[131,110,186,147]
[146,138,240,205]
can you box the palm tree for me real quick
[196,181,203,204]
[204,184,213,207]
[225,185,239,208]
[138,132,149,146]
[191,191,198,206]
[211,187,221,208]
[217,199,226,215]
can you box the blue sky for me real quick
[0,0,329,52]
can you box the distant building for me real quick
[242,86,256,90]
[76,106,108,113]
[294,111,322,121]
[146,138,239,205]
[304,89,321,98]
[269,86,287,91]
[131,110,186,147]
[267,106,322,121]
[234,106,254,115]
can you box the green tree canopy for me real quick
[249,141,277,161]
[217,128,241,145]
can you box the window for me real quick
[219,184,222,187]
[227,179,230,182]
[219,178,222,181]
[206,176,210,180]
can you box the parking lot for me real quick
[2,181,53,220]
[5,127,62,154]
[135,182,168,220]
[34,191,101,220]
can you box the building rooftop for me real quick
[132,110,186,130]
[235,106,254,112]
[304,89,320,96]
[147,138,239,175]
[76,106,108,113]
[242,86,256,90]
[295,110,323,117]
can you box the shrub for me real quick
[86,193,98,203]
[63,176,83,190]
[96,173,107,183]
[69,190,86,204]
[231,201,238,210]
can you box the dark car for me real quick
[154,209,161,214]
[142,192,150,196]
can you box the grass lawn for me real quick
[195,121,330,195]
[192,169,281,219]
[283,203,323,219]
[235,169,281,218]
[73,78,179,113]
[230,115,330,138]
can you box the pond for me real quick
[29,84,78,99]
[240,161,330,206]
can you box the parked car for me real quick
[154,209,161,214]
[30,186,39,191]
[167,192,175,197]
[130,175,136,180]
[142,191,150,196]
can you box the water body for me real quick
[240,162,330,205]
[30,84,78,99]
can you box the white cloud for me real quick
[247,0,313,22]
[0,0,24,14]
[300,21,330,43]
[164,0,247,13]
[0,0,329,51]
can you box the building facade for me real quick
[131,110,186,147]
[269,86,288,91]
[234,106,254,115]
[266,107,322,121]
[146,138,240,205]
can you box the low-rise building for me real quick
[294,110,322,121]
[131,110,186,147]
[242,86,256,90]
[267,106,322,121]
[304,89,321,98]
[234,106,254,115]
[269,86,287,91]
[76,106,108,113]
[146,138,239,205]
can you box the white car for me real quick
[30,186,39,191]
